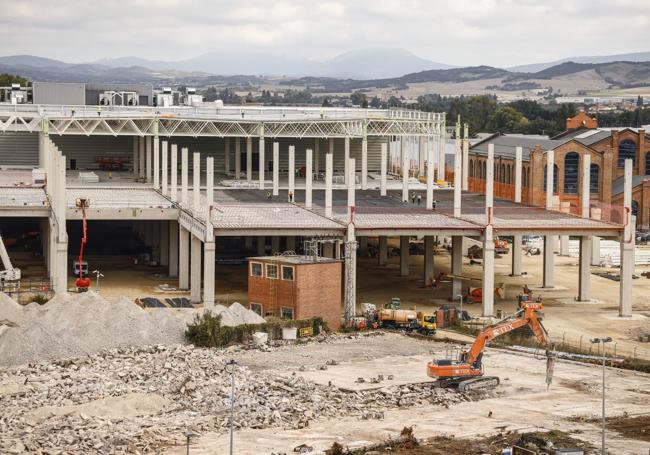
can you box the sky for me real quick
[0,0,648,67]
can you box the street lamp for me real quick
[456,294,464,325]
[591,336,612,455]
[224,359,238,455]
[92,270,104,291]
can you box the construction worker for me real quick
[411,193,416,204]
[417,194,422,206]
[432,200,438,210]
[266,191,272,200]
[96,106,101,117]
[288,191,294,203]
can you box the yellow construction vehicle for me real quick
[417,311,437,335]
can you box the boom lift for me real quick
[427,302,554,392]
[74,198,91,292]
[0,234,21,291]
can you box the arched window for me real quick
[564,152,579,194]
[590,164,599,193]
[544,164,558,193]
[632,200,639,217]
[618,140,637,167]
[500,164,506,183]
[645,153,650,175]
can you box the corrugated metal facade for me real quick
[0,132,39,167]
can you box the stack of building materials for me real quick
[78,171,99,183]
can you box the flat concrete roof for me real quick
[248,255,340,265]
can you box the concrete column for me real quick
[462,123,469,191]
[578,236,592,301]
[245,236,253,250]
[160,221,169,266]
[400,236,409,276]
[179,226,190,289]
[206,156,214,223]
[259,135,265,189]
[343,221,357,324]
[132,136,139,175]
[511,146,523,276]
[378,236,388,266]
[438,120,446,181]
[424,236,434,287]
[344,137,350,186]
[335,240,341,260]
[347,158,356,221]
[224,137,230,175]
[287,236,296,252]
[418,136,425,176]
[190,234,202,303]
[305,148,313,209]
[170,144,178,202]
[193,152,200,212]
[451,236,463,297]
[361,131,368,190]
[359,236,368,256]
[146,136,152,183]
[325,153,333,218]
[153,136,160,189]
[235,138,241,180]
[453,132,462,217]
[619,159,634,317]
[486,144,494,208]
[288,145,295,201]
[161,140,168,196]
[181,147,189,207]
[271,236,280,254]
[168,221,179,277]
[257,236,266,255]
[543,236,555,288]
[314,138,320,174]
[426,135,434,209]
[482,225,495,316]
[139,137,145,179]
[54,153,68,295]
[203,241,215,308]
[401,138,409,202]
[273,142,279,196]
[246,136,252,182]
[380,142,387,197]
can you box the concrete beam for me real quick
[273,142,279,196]
[190,234,202,303]
[424,235,434,287]
[400,236,409,276]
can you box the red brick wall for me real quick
[247,259,342,329]
[566,112,597,130]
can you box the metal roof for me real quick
[611,174,650,196]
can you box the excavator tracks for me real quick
[458,376,500,392]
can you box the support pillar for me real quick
[139,137,145,179]
[160,221,169,266]
[438,119,446,181]
[462,123,469,191]
[132,136,139,175]
[358,237,368,256]
[512,146,523,276]
[424,236,434,287]
[578,236,592,301]
[178,226,190,290]
[378,236,388,266]
[271,236,280,254]
[246,136,252,182]
[347,158,355,221]
[400,236,409,276]
[170,144,178,202]
[224,137,230,175]
[344,137,350,186]
[325,152,333,218]
[146,136,152,183]
[418,136,425,176]
[203,241,215,308]
[258,132,265,189]
[181,147,189,207]
[451,236,463,297]
[257,236,266,255]
[343,221,357,324]
[401,138,409,202]
[235,138,241,180]
[151,222,161,263]
[361,126,368,190]
[314,138,320,174]
[305,148,313,209]
[483,143,495,316]
[591,237,601,266]
[543,236,555,288]
[272,142,279,196]
[380,142,387,197]
[168,221,179,277]
[193,152,200,212]
[153,136,160,189]
[161,140,168,196]
[426,135,434,209]
[190,235,202,303]
[453,128,461,217]
[619,159,634,317]
[288,145,295,201]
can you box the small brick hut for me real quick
[247,255,342,329]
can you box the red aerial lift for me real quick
[74,198,91,292]
[427,302,554,391]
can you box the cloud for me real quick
[0,0,646,67]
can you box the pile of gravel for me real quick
[0,292,264,367]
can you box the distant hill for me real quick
[0,55,69,68]
[508,51,650,73]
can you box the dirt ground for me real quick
[162,333,650,455]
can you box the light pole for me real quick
[224,359,238,455]
[92,270,104,291]
[591,336,612,455]
[184,431,199,455]
[456,294,464,325]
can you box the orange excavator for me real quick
[427,302,554,392]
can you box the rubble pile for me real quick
[0,344,472,454]
[0,292,264,367]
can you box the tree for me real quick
[489,106,530,133]
[350,91,368,108]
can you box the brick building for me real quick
[565,111,598,130]
[247,255,342,329]
[468,121,650,228]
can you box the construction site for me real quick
[1,103,649,454]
